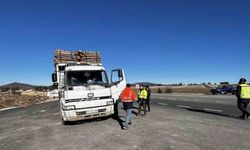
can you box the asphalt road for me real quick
[151,94,242,118]
[0,94,250,150]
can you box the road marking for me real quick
[167,98,177,100]
[180,98,190,101]
[177,105,191,108]
[158,97,166,99]
[36,99,58,104]
[0,106,23,112]
[53,112,60,115]
[0,99,58,112]
[15,140,22,143]
[158,103,168,106]
[40,110,47,113]
[215,101,233,104]
[204,108,223,112]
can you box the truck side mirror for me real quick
[52,73,57,82]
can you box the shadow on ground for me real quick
[186,108,241,120]
[63,116,112,126]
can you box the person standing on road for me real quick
[236,78,250,119]
[137,85,143,114]
[145,85,151,112]
[119,84,137,130]
[138,86,148,116]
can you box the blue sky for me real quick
[0,0,249,85]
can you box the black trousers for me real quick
[145,99,151,111]
[114,101,119,118]
[138,99,146,116]
[237,99,250,117]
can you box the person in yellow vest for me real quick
[236,78,250,119]
[137,85,148,116]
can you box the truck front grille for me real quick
[65,96,111,103]
[76,111,86,115]
[98,108,106,112]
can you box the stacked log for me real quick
[54,49,101,64]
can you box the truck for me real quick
[52,49,126,125]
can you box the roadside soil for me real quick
[0,93,48,109]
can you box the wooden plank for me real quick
[54,49,101,64]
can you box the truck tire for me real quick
[62,117,70,125]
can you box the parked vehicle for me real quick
[52,49,126,124]
[211,85,236,95]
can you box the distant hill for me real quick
[0,82,35,90]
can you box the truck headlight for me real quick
[106,101,113,105]
[63,105,75,110]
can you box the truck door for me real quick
[111,69,126,103]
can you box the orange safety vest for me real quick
[119,87,137,102]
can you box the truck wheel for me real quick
[62,117,69,125]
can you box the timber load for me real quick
[54,49,101,64]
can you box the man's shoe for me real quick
[128,121,132,125]
[137,113,142,117]
[123,126,129,130]
[246,113,250,119]
[239,115,245,119]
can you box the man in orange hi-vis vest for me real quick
[119,84,137,130]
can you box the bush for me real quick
[165,88,173,93]
[157,88,162,93]
[11,87,20,95]
[0,87,10,92]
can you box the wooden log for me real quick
[54,49,101,64]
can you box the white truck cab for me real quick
[52,50,126,124]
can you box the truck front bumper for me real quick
[61,104,114,121]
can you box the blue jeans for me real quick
[125,108,132,128]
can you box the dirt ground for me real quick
[0,92,48,109]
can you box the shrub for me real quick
[0,87,10,92]
[165,88,173,93]
[157,88,162,93]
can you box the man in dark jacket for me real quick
[145,85,151,112]
[236,78,250,119]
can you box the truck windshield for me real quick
[66,70,109,86]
